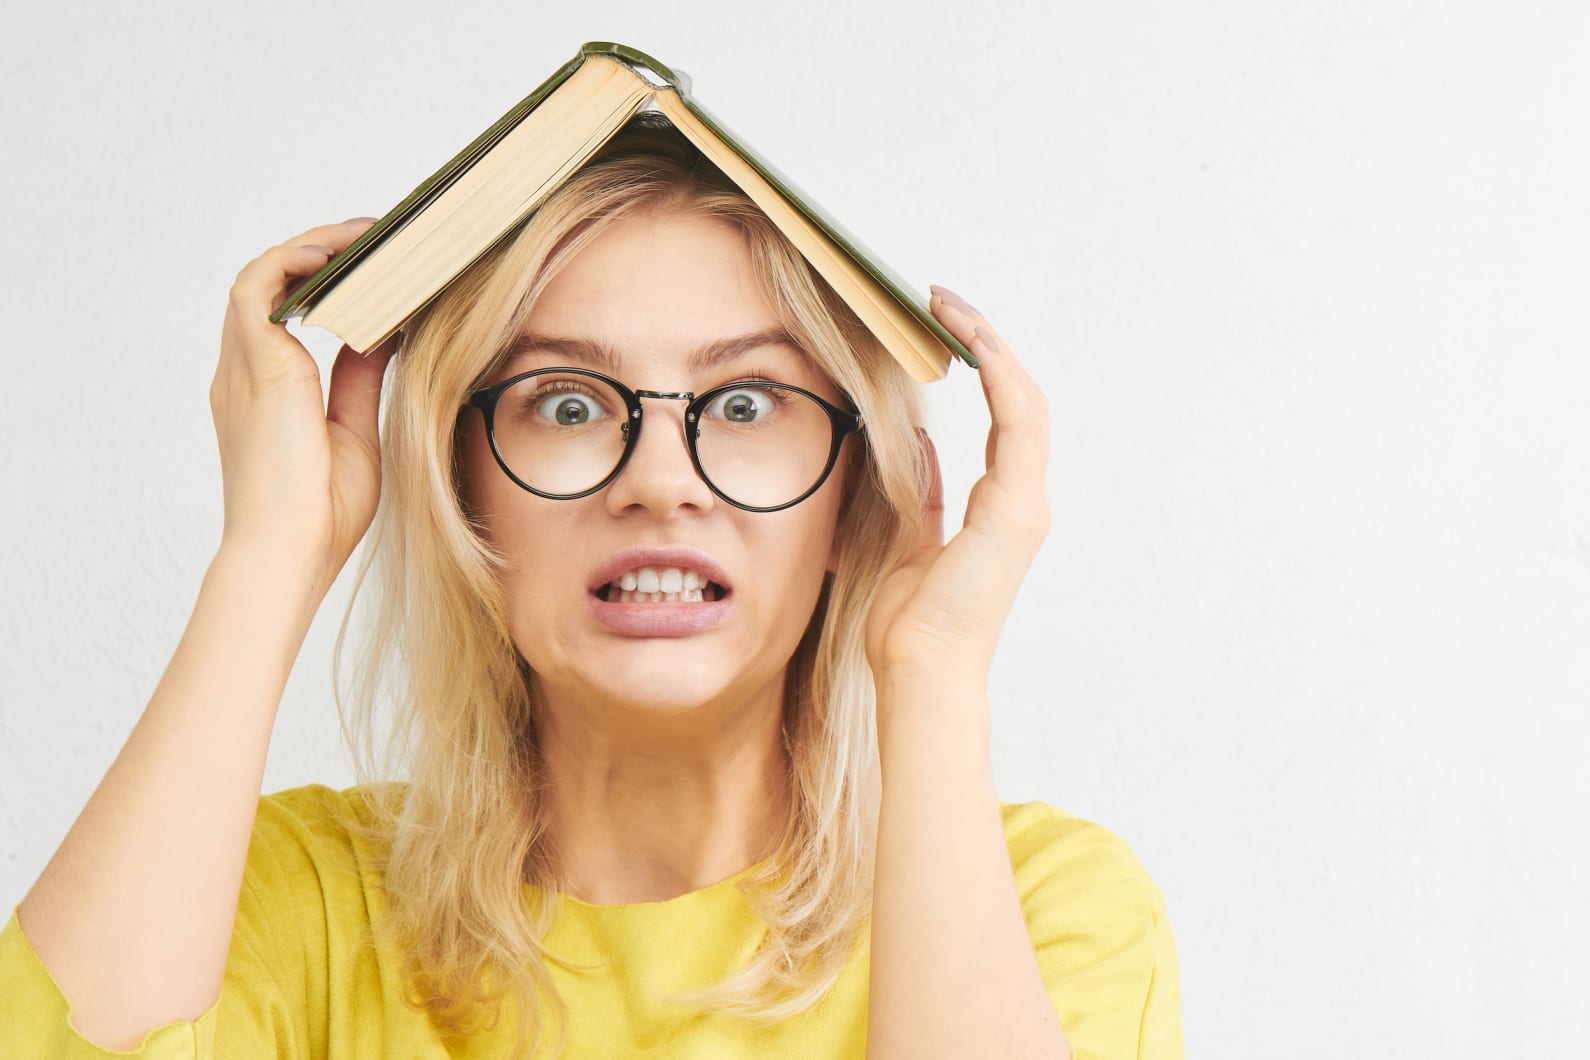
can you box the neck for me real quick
[535,672,793,905]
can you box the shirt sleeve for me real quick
[1002,800,1186,1060]
[0,907,221,1058]
[0,785,358,1059]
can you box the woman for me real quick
[0,115,1182,1058]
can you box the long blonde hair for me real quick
[331,111,930,1059]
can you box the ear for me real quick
[454,408,494,532]
[825,436,865,574]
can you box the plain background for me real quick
[3,2,1586,1056]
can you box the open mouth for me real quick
[592,566,730,604]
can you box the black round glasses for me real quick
[465,366,865,513]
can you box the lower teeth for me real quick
[606,585,719,603]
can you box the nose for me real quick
[602,396,717,517]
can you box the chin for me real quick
[559,677,748,720]
[527,640,751,712]
[604,685,736,716]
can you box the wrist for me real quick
[874,668,991,741]
[175,541,331,698]
[874,664,986,702]
[208,538,331,615]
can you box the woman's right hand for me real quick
[210,218,400,593]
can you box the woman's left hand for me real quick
[864,286,1052,694]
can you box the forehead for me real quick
[540,209,770,331]
[492,210,840,392]
[500,326,809,376]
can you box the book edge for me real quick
[664,84,976,371]
[272,41,977,377]
[270,46,595,324]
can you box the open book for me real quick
[269,41,976,382]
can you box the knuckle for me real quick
[1010,495,1049,540]
[232,257,268,293]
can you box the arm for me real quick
[16,545,321,1049]
[864,285,1068,1059]
[869,676,1068,1060]
[13,218,394,1051]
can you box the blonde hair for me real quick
[332,112,929,1059]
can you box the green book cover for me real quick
[271,40,977,370]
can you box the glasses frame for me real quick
[465,366,866,513]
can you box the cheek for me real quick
[455,417,491,519]
[458,423,567,635]
[761,489,846,601]
[458,417,525,545]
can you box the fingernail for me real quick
[930,284,977,316]
[974,326,997,355]
[343,216,379,224]
[306,244,336,254]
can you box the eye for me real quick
[705,387,775,424]
[534,387,610,426]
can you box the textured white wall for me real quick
[2,3,1585,1057]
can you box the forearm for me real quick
[16,543,324,1050]
[866,674,1070,1060]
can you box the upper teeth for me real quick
[613,566,709,594]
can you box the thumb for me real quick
[325,331,401,454]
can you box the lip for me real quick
[585,545,735,639]
[587,594,733,638]
[586,545,734,596]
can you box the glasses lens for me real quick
[694,384,837,509]
[490,372,629,495]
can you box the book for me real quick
[270,40,978,381]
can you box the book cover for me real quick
[271,41,977,371]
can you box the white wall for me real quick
[2,2,1585,1056]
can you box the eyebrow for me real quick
[501,326,804,374]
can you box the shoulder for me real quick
[255,780,406,838]
[996,799,1183,1059]
[239,782,407,921]
[250,782,405,861]
[996,798,1168,911]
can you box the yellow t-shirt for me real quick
[0,784,1183,1058]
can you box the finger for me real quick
[258,217,381,311]
[928,290,1048,496]
[929,286,1040,391]
[281,217,381,253]
[326,331,401,456]
[927,287,1042,392]
[972,325,1048,501]
[240,219,378,305]
[230,221,377,354]
[227,244,341,377]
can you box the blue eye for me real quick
[707,388,772,424]
[537,391,608,426]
